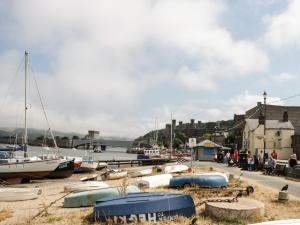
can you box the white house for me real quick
[243,118,294,160]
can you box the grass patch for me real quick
[0,209,12,222]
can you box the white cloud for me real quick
[271,73,296,81]
[265,0,300,48]
[0,0,270,137]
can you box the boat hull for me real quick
[64,185,140,208]
[46,159,74,179]
[0,159,60,184]
[169,174,228,188]
[94,192,195,223]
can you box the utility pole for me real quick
[263,91,267,164]
[170,113,173,159]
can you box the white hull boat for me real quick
[64,181,109,192]
[0,158,61,184]
[102,170,127,180]
[135,173,173,188]
[0,187,42,201]
[130,168,152,178]
[164,164,189,174]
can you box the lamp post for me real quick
[263,91,267,163]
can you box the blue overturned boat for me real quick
[169,174,228,188]
[94,192,195,223]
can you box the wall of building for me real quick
[243,123,294,160]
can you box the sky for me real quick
[0,0,299,138]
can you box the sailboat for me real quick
[0,51,60,184]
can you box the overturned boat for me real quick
[64,185,140,208]
[135,174,173,188]
[94,192,195,223]
[0,187,42,202]
[129,168,152,178]
[64,181,109,192]
[169,174,228,188]
[101,169,127,180]
[164,164,189,174]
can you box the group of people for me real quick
[220,148,298,174]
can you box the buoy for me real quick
[278,191,289,201]
[205,198,265,221]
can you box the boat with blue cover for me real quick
[64,185,140,208]
[94,192,195,223]
[169,174,227,188]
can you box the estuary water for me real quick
[15,146,137,160]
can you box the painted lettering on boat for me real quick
[96,212,177,223]
[58,162,68,169]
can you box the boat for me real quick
[101,169,128,180]
[0,52,61,184]
[195,172,229,182]
[169,174,228,188]
[96,162,107,171]
[64,185,140,208]
[80,174,98,181]
[129,168,152,178]
[64,181,109,192]
[93,146,102,153]
[249,220,300,225]
[66,156,98,173]
[45,158,74,179]
[164,164,189,173]
[135,174,173,188]
[0,187,42,202]
[93,192,195,223]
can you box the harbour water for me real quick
[15,146,137,160]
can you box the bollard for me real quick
[278,191,289,201]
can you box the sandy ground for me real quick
[0,165,299,225]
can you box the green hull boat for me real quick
[64,185,140,208]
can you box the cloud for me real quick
[264,0,300,48]
[0,0,270,137]
[271,73,296,81]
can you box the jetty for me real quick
[97,158,175,168]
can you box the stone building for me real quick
[242,116,294,160]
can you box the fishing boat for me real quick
[135,174,173,188]
[64,181,109,192]
[129,168,152,178]
[0,52,61,184]
[164,164,189,173]
[45,158,74,179]
[94,192,195,223]
[0,187,42,202]
[169,174,228,188]
[64,185,140,208]
[65,156,98,173]
[101,169,128,180]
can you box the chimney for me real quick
[283,111,288,122]
[258,110,265,125]
[191,119,194,124]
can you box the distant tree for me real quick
[72,135,80,140]
[62,136,69,140]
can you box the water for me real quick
[15,146,137,160]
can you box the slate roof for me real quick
[245,119,294,131]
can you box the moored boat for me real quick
[46,159,74,179]
[94,192,195,223]
[64,185,140,208]
[0,187,42,201]
[135,174,173,188]
[164,164,189,174]
[64,181,109,192]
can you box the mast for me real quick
[24,51,28,157]
[170,113,173,158]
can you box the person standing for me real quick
[258,150,264,170]
[234,148,239,164]
[271,150,278,160]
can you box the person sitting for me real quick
[289,154,298,168]
[265,156,276,174]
